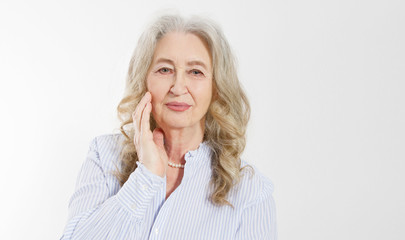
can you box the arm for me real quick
[62,92,167,239]
[235,180,277,240]
[61,137,165,240]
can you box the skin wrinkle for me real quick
[146,32,213,199]
[115,15,251,207]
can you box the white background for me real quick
[1,0,404,239]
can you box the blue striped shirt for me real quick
[61,133,277,239]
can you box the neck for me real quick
[161,123,205,164]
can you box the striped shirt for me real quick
[61,133,277,239]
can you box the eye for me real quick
[157,67,172,74]
[190,69,204,76]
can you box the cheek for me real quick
[190,81,213,105]
[147,76,167,102]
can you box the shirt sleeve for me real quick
[234,179,277,240]
[60,137,166,240]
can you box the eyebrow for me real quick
[154,58,174,65]
[154,57,209,70]
[186,60,208,70]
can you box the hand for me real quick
[132,92,168,177]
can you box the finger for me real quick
[140,102,152,139]
[132,92,151,148]
[132,92,151,134]
[153,128,167,164]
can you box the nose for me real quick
[170,70,188,96]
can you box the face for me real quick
[146,32,213,132]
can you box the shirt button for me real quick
[131,203,136,210]
[155,228,159,234]
[141,184,147,190]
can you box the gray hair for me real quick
[116,13,251,206]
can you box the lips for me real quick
[166,102,191,112]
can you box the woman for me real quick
[62,14,276,239]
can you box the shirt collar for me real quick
[184,141,212,167]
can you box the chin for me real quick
[157,116,200,130]
[154,112,203,131]
[162,120,191,130]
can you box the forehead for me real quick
[152,32,212,68]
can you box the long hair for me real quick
[115,14,251,206]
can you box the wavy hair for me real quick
[115,13,251,206]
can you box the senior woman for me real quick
[61,14,276,239]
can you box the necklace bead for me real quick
[168,161,185,168]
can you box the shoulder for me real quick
[229,160,275,209]
[90,133,126,153]
[87,133,126,171]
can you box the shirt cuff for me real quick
[116,162,166,221]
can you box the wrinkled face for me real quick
[146,32,213,131]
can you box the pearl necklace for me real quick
[168,161,185,168]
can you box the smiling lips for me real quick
[166,102,191,111]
